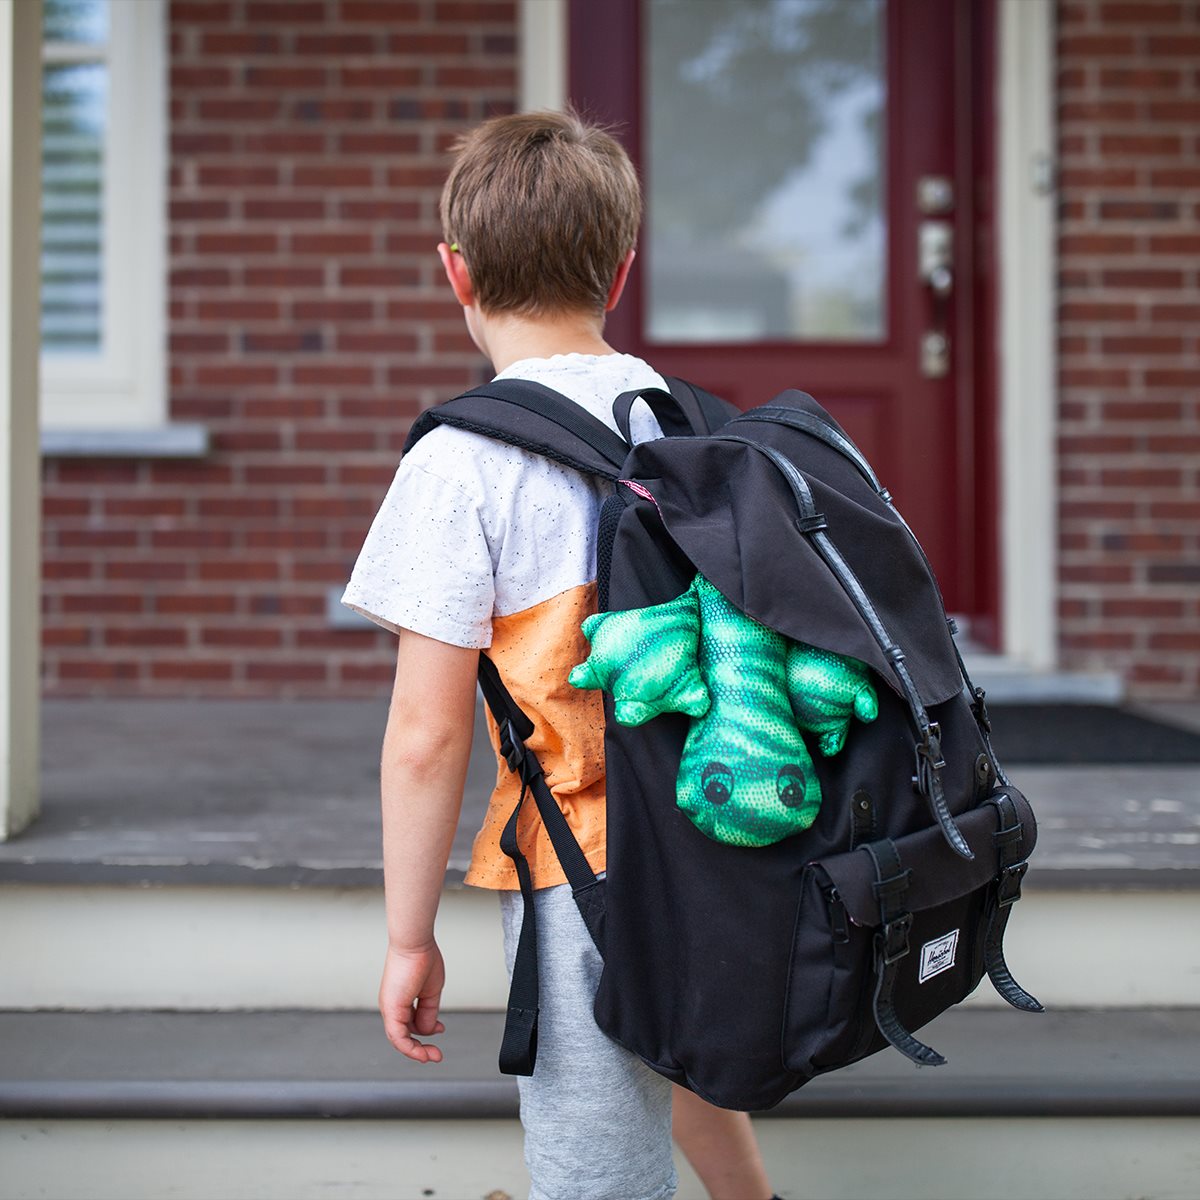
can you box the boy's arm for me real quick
[378,626,480,1064]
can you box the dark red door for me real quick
[570,0,999,645]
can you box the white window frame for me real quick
[40,0,166,432]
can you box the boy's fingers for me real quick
[382,990,446,1061]
[412,991,443,1036]
[394,1033,443,1063]
[383,1012,445,1063]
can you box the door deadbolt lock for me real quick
[922,331,950,379]
[917,175,955,215]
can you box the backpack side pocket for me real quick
[780,865,876,1078]
[781,787,1039,1078]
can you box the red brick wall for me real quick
[40,0,517,696]
[39,0,1200,701]
[1056,0,1200,698]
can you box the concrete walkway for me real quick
[0,697,1195,887]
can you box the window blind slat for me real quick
[40,60,106,352]
[44,0,109,47]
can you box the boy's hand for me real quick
[380,940,447,1063]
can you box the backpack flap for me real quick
[615,409,966,709]
[782,785,1040,1078]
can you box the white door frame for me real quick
[997,0,1057,671]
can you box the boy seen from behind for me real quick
[342,110,777,1200]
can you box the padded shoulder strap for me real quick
[404,379,629,480]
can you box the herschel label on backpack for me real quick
[405,376,1043,1110]
[919,930,960,983]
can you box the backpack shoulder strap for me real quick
[476,653,605,1077]
[404,378,629,480]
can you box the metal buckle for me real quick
[971,686,992,733]
[876,912,913,966]
[912,722,946,795]
[997,860,1028,908]
[921,721,945,768]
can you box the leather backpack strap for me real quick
[982,790,1043,1012]
[862,839,947,1067]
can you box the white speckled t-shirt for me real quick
[341,352,668,890]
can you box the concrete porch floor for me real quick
[0,696,1196,888]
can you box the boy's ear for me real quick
[604,248,637,313]
[437,242,475,308]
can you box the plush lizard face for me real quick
[676,725,823,848]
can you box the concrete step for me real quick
[3,876,1199,1010]
[1,1009,1197,1200]
[4,1114,1198,1200]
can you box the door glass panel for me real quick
[643,0,887,344]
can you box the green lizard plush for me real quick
[569,573,879,847]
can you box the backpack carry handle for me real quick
[613,376,719,443]
[613,387,695,442]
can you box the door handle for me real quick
[919,220,953,298]
[918,218,953,378]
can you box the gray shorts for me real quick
[499,882,677,1200]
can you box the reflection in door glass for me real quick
[644,0,886,343]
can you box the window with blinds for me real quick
[40,0,166,433]
[41,0,108,355]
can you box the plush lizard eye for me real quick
[701,762,733,806]
[777,764,808,808]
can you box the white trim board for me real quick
[997,0,1058,671]
[519,0,567,113]
[0,0,44,841]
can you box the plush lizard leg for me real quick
[568,581,710,726]
[785,641,879,756]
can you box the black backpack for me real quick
[405,377,1042,1112]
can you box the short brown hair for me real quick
[439,109,641,318]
